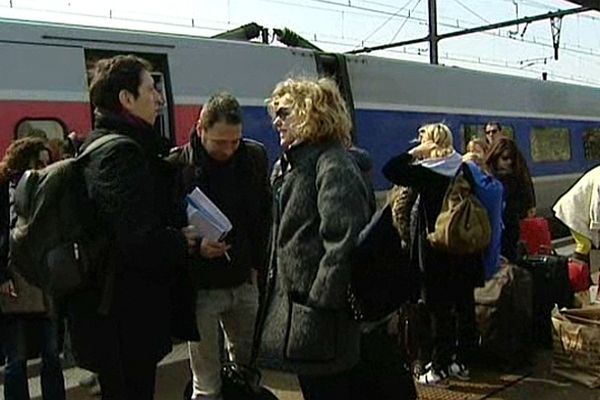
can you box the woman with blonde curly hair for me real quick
[383,123,482,386]
[255,77,372,399]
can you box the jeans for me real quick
[3,317,66,400]
[188,282,258,400]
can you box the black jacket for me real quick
[382,153,483,297]
[168,131,271,290]
[67,110,198,372]
[493,169,535,262]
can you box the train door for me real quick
[84,50,175,145]
[151,72,171,143]
[315,53,357,141]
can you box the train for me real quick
[1,17,600,232]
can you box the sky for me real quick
[1,0,599,87]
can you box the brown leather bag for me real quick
[0,271,47,314]
[427,167,491,255]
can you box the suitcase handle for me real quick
[538,245,556,256]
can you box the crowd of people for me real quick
[0,53,590,400]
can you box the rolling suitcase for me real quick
[518,253,573,348]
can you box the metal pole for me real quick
[428,0,439,64]
[346,6,589,55]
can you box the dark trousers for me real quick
[298,369,354,400]
[67,287,166,400]
[3,317,66,400]
[97,358,157,400]
[428,281,477,371]
[352,324,417,400]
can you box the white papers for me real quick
[186,188,232,242]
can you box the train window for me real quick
[530,127,571,162]
[16,119,66,141]
[16,119,69,161]
[584,129,600,161]
[460,124,514,150]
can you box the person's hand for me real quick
[181,226,199,253]
[199,239,231,259]
[0,279,17,298]
[409,141,436,159]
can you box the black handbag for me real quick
[183,363,278,400]
[347,204,417,322]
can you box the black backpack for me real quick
[347,204,417,322]
[10,133,135,297]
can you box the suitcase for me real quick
[518,254,573,348]
[568,258,591,293]
[520,217,552,256]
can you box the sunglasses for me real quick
[486,128,499,135]
[275,107,290,121]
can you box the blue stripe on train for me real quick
[240,106,600,191]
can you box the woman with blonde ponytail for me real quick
[383,122,482,387]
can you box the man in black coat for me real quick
[168,92,271,400]
[67,54,197,400]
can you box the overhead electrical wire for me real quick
[4,0,599,85]
[359,0,415,43]
[389,0,423,43]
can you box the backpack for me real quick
[347,204,417,322]
[10,133,135,297]
[427,163,492,255]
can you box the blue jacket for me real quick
[466,162,504,280]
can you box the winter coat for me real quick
[167,131,272,290]
[553,165,600,247]
[66,110,198,372]
[255,141,372,375]
[382,152,484,297]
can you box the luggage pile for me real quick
[517,217,600,387]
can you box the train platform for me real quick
[4,243,600,399]
[3,343,599,400]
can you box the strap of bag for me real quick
[76,133,137,162]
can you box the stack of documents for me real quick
[186,187,232,242]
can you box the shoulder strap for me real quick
[76,133,137,162]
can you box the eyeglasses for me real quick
[485,128,499,135]
[275,107,290,121]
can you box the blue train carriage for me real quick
[344,53,600,231]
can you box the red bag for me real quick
[520,217,552,256]
[568,259,591,292]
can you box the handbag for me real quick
[0,271,46,314]
[427,164,491,255]
[347,204,415,322]
[183,363,278,400]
